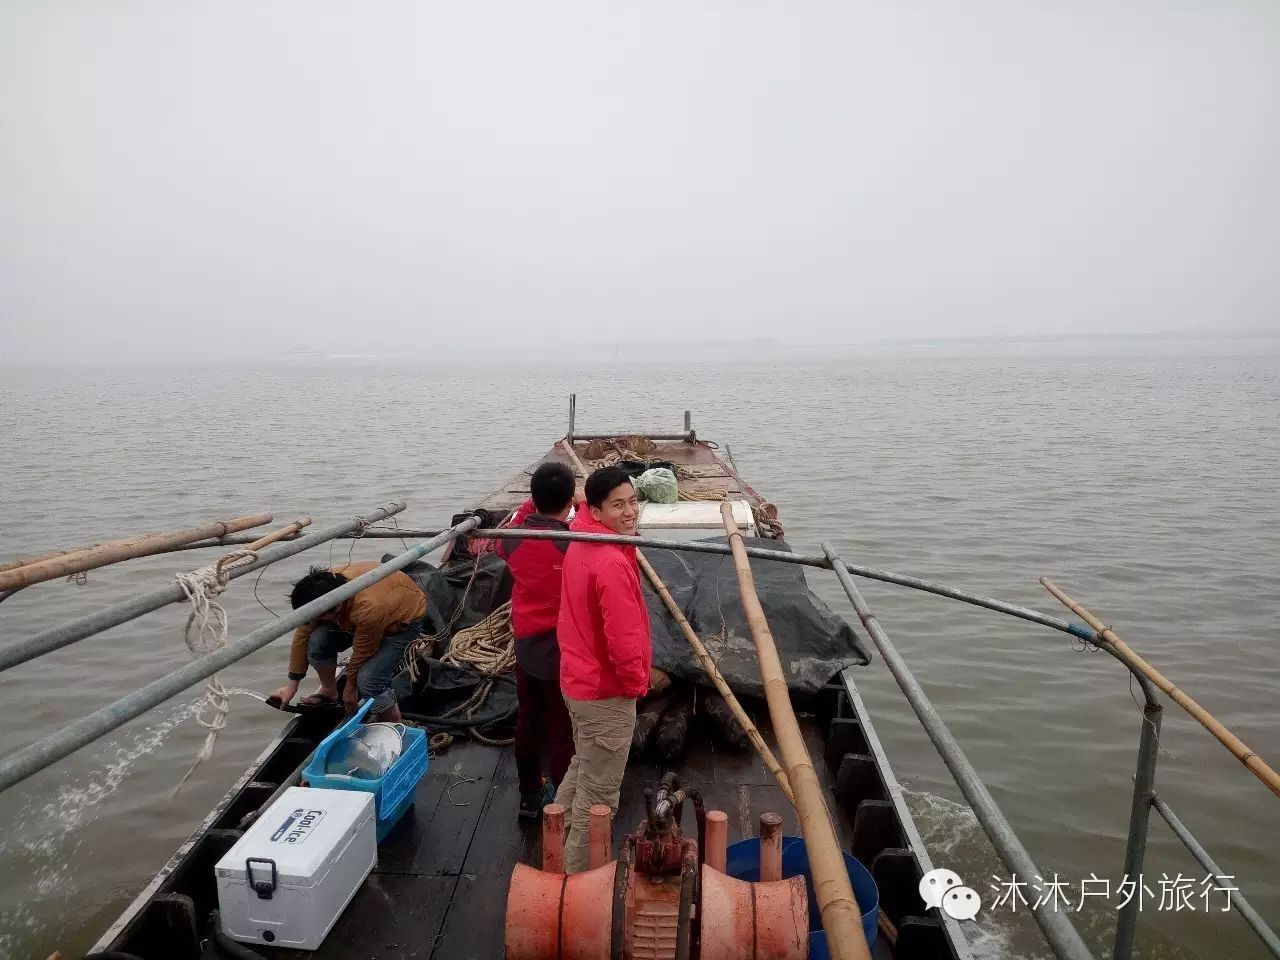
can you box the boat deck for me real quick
[261,719,870,960]
[95,674,966,960]
[475,439,745,516]
[93,429,968,960]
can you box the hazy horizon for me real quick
[3,1,1278,363]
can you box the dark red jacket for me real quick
[557,507,652,700]
[495,499,569,639]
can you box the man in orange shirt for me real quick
[268,562,427,722]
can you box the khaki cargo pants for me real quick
[554,695,637,873]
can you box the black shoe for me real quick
[518,780,556,821]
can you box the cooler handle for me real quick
[246,857,278,900]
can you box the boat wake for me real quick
[0,699,203,955]
[903,788,1049,960]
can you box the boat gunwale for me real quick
[90,718,306,950]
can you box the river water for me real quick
[1,340,1277,960]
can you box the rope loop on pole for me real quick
[170,548,258,794]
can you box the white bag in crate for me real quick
[215,786,376,949]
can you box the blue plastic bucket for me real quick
[301,699,429,842]
[724,836,879,956]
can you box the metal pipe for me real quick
[473,527,1100,642]
[0,513,273,592]
[569,431,695,442]
[480,527,826,563]
[18,523,1101,668]
[1151,795,1280,957]
[820,542,1095,960]
[568,393,576,441]
[0,515,476,796]
[0,502,406,674]
[1113,700,1163,960]
[164,527,442,552]
[684,410,692,433]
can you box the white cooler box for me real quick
[214,786,376,949]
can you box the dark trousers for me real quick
[514,662,574,796]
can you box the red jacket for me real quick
[495,498,568,638]
[557,507,652,700]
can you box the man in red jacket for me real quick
[554,465,652,872]
[496,461,581,820]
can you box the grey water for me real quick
[1,339,1278,960]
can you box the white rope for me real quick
[170,549,257,795]
[440,601,515,677]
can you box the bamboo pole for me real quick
[241,517,311,552]
[636,550,795,804]
[0,517,305,574]
[0,514,272,592]
[1042,578,1280,799]
[640,547,905,941]
[719,501,872,960]
[560,438,588,477]
[1,548,99,574]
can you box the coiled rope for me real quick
[404,598,518,747]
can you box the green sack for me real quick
[635,467,679,504]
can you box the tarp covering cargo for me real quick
[638,537,870,701]
[396,538,868,713]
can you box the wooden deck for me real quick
[261,720,871,960]
[475,440,744,516]
[94,431,963,960]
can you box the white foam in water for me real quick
[903,788,1051,960]
[0,699,203,955]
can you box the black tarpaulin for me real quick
[393,538,868,712]
[398,552,513,641]
[639,537,870,702]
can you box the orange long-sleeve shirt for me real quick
[288,561,427,677]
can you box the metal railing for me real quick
[0,519,1274,958]
[566,393,697,443]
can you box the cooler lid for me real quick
[215,786,374,888]
[638,499,755,537]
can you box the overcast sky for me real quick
[2,1,1277,362]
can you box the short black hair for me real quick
[585,465,635,509]
[530,462,576,514]
[290,566,349,610]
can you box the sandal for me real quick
[296,693,341,708]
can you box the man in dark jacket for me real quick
[496,461,582,819]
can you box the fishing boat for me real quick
[67,408,964,960]
[9,401,1276,960]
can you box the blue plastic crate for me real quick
[301,699,429,842]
